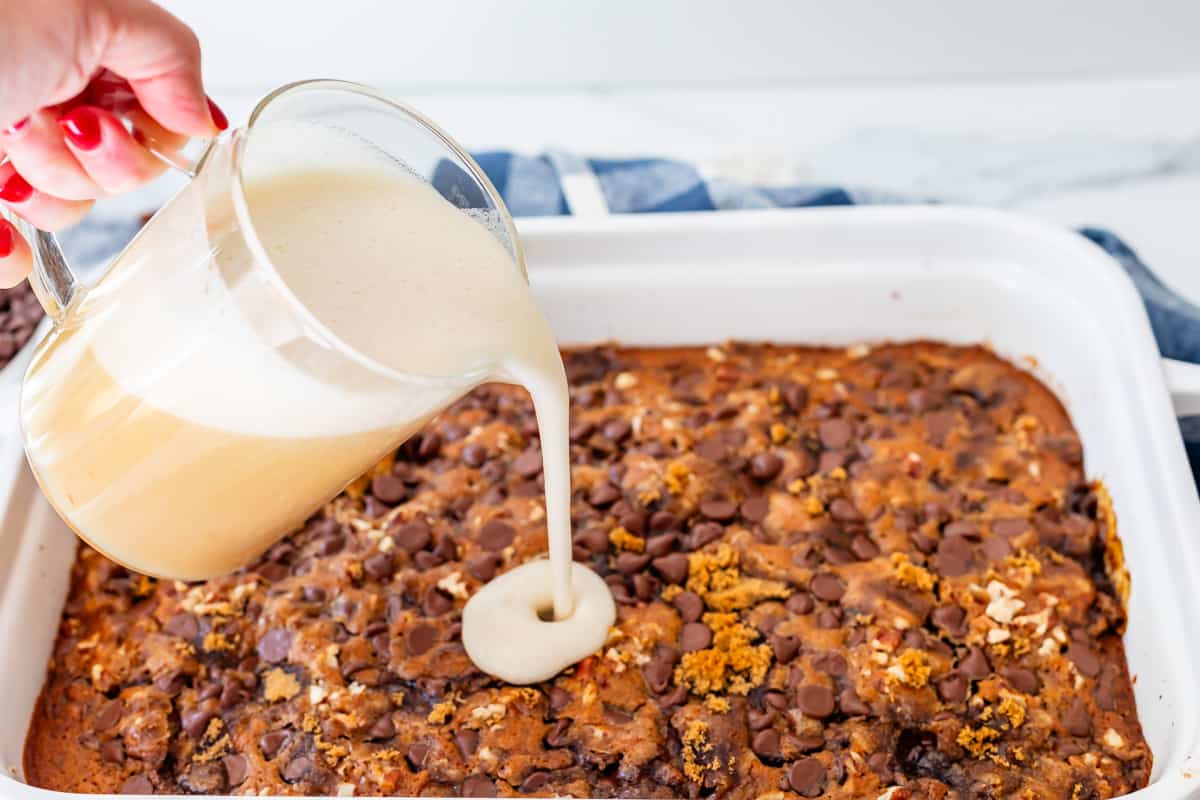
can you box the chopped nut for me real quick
[614,372,638,390]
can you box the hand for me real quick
[0,0,224,287]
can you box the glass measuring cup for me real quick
[11,80,525,580]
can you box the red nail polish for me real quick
[58,106,103,151]
[0,172,33,204]
[207,97,229,131]
[3,117,29,136]
[0,223,13,258]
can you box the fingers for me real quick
[0,161,93,232]
[97,0,222,137]
[0,218,32,288]
[0,111,99,201]
[59,106,167,193]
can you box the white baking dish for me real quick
[2,205,1199,799]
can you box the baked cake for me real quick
[23,342,1151,798]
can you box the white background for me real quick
[142,1,1200,302]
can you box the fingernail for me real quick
[0,172,33,204]
[3,117,29,136]
[207,97,229,131]
[0,222,13,258]
[58,106,103,151]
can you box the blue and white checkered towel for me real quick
[60,151,1200,486]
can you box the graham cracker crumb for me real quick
[956,725,999,758]
[704,577,791,612]
[202,631,234,652]
[891,552,935,592]
[998,695,1026,729]
[674,612,772,695]
[609,527,645,553]
[428,700,457,724]
[770,424,790,444]
[704,695,731,712]
[263,668,301,702]
[682,720,712,783]
[665,461,692,495]
[887,649,932,689]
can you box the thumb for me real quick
[95,0,218,137]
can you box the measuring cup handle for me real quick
[143,135,215,180]
[7,216,79,324]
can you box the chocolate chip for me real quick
[936,671,968,703]
[812,651,848,676]
[748,708,776,730]
[407,623,438,656]
[163,611,198,640]
[392,521,432,553]
[422,586,454,616]
[632,573,659,601]
[992,517,1029,537]
[838,688,870,716]
[119,775,154,795]
[850,535,880,560]
[316,531,346,556]
[787,593,814,615]
[981,535,1013,561]
[816,608,841,628]
[363,552,395,580]
[302,586,327,603]
[931,604,966,636]
[752,728,781,759]
[1067,641,1101,677]
[479,520,515,551]
[910,532,937,554]
[100,739,125,764]
[455,728,480,758]
[645,533,677,557]
[695,437,726,462]
[818,418,853,449]
[652,553,689,584]
[809,573,845,603]
[461,443,488,467]
[673,591,704,623]
[688,521,724,549]
[366,714,395,740]
[371,473,407,504]
[259,730,288,759]
[828,498,863,524]
[643,646,680,693]
[461,773,498,797]
[521,771,551,792]
[616,551,652,574]
[788,757,827,797]
[680,622,713,652]
[407,741,431,770]
[619,509,647,535]
[764,690,789,709]
[573,527,609,556]
[772,635,800,664]
[925,410,957,441]
[934,534,975,577]
[602,418,632,442]
[95,698,123,731]
[417,431,442,459]
[750,451,783,482]
[1001,666,1040,695]
[1064,698,1092,737]
[181,706,216,738]
[868,751,892,782]
[959,646,991,680]
[588,482,621,507]
[223,753,249,786]
[253,629,293,667]
[544,718,572,747]
[511,448,542,479]
[738,496,769,524]
[699,499,737,522]
[650,511,681,531]
[796,684,836,718]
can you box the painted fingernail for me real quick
[3,117,29,136]
[58,106,103,151]
[0,222,13,258]
[207,97,229,131]
[0,172,33,204]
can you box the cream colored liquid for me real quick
[21,122,613,683]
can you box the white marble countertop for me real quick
[100,72,1200,304]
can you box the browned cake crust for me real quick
[23,342,1150,798]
